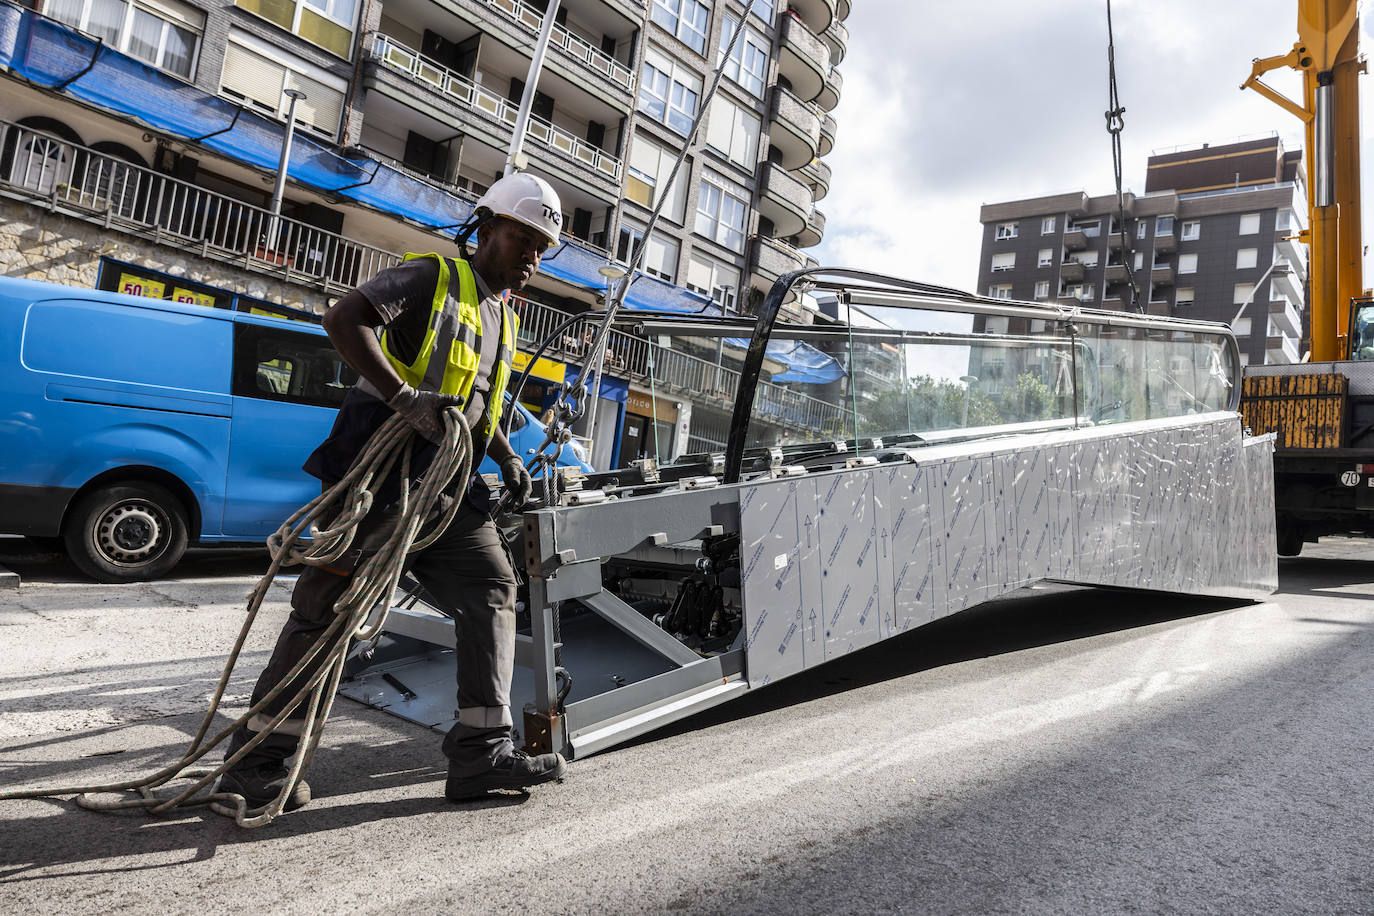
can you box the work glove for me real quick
[386,383,464,444]
[500,454,534,508]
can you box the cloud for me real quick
[812,0,1339,289]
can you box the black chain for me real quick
[1105,0,1142,314]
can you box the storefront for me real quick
[618,389,677,467]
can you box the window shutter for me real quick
[222,41,286,111]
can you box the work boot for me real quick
[215,763,312,813]
[445,747,567,801]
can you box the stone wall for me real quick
[0,198,333,315]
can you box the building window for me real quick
[639,49,702,136]
[695,170,748,252]
[1034,280,1050,299]
[1176,287,1195,306]
[1156,215,1175,236]
[221,32,346,137]
[1239,212,1261,235]
[1180,220,1200,241]
[705,95,760,170]
[1236,248,1258,270]
[1041,216,1056,234]
[1133,251,1144,270]
[990,252,1015,272]
[1178,252,1198,274]
[1136,221,1147,239]
[1233,316,1251,336]
[617,224,680,283]
[995,221,1018,240]
[719,16,769,98]
[1037,248,1053,267]
[626,135,689,223]
[1234,282,1255,305]
[651,0,709,55]
[749,0,774,23]
[1276,209,1293,232]
[988,284,1012,299]
[45,0,204,78]
[234,0,356,58]
[686,252,739,309]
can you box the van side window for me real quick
[232,324,357,409]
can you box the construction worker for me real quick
[219,172,567,811]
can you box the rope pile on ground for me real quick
[0,407,474,828]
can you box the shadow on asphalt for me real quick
[622,584,1254,751]
[0,537,273,585]
[1276,555,1374,600]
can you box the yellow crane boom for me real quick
[1242,0,1364,361]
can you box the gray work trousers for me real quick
[229,494,519,775]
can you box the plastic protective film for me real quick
[739,413,1277,687]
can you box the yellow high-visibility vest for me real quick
[380,253,518,438]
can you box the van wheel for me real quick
[65,483,188,583]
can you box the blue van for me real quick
[0,276,587,582]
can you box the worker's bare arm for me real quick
[322,290,405,401]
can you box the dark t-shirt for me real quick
[303,257,506,505]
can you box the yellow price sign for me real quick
[172,287,217,309]
[118,272,165,300]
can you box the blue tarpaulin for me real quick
[725,336,847,385]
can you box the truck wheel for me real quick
[1276,521,1303,557]
[64,483,188,583]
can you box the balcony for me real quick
[823,18,848,65]
[1103,262,1128,283]
[787,0,836,35]
[1060,260,1086,282]
[800,157,831,202]
[815,66,843,112]
[481,0,635,98]
[1269,298,1302,338]
[1147,300,1172,317]
[750,234,807,300]
[0,121,402,294]
[1272,259,1303,302]
[1154,230,1177,253]
[1267,333,1301,364]
[770,88,822,170]
[779,12,828,104]
[1277,232,1307,272]
[368,34,622,194]
[1151,263,1174,286]
[837,0,851,20]
[818,111,837,158]
[1062,226,1090,250]
[795,206,825,248]
[759,161,811,239]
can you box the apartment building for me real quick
[975,136,1308,369]
[0,0,850,467]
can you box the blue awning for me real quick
[724,336,847,385]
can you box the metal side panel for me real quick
[817,468,885,660]
[739,413,1277,689]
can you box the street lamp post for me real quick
[266,88,307,256]
[960,375,979,427]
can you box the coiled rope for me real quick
[0,407,474,828]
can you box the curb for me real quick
[0,564,19,589]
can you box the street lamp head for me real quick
[283,88,307,101]
[598,264,628,281]
[960,375,978,386]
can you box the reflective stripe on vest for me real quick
[379,252,520,438]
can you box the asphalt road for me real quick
[1,536,1372,914]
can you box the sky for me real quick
[812,0,1371,291]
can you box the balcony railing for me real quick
[0,120,400,293]
[483,0,635,91]
[373,34,623,181]
[509,295,845,433]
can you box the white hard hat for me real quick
[474,172,563,247]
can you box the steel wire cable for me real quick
[0,408,474,828]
